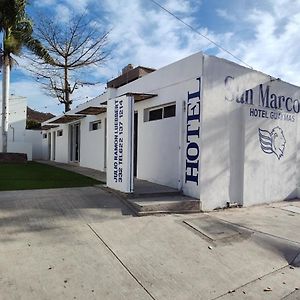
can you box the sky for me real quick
[2,0,300,115]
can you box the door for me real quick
[70,123,80,162]
[48,133,51,160]
[133,112,138,177]
[52,131,56,161]
[104,118,107,169]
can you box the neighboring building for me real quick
[42,52,300,211]
[0,96,47,160]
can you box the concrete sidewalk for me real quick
[0,187,299,299]
[37,160,200,214]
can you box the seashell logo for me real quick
[258,127,286,160]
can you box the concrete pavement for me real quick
[0,187,299,299]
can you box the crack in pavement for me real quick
[86,223,156,300]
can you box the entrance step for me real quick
[132,179,180,198]
[125,195,200,216]
[103,179,201,215]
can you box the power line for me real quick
[0,93,105,116]
[149,0,253,70]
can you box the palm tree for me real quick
[0,0,52,152]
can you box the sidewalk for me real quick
[37,160,200,214]
[0,185,299,299]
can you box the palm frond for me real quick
[0,0,53,64]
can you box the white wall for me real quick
[242,81,299,206]
[0,96,36,159]
[137,108,179,188]
[80,114,106,171]
[200,55,300,210]
[54,124,69,163]
[8,142,32,160]
[24,130,43,160]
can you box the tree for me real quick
[0,0,52,152]
[27,15,109,112]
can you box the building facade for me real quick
[42,52,300,210]
[0,95,43,160]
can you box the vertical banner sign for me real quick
[107,95,134,193]
[183,77,201,199]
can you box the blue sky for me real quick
[3,0,300,115]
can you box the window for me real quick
[145,103,176,122]
[149,108,163,121]
[57,130,63,137]
[90,120,101,131]
[43,133,47,139]
[163,104,176,118]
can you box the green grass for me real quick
[0,162,101,191]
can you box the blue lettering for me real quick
[293,100,300,113]
[185,77,201,185]
[185,161,199,184]
[286,97,293,112]
[259,84,270,108]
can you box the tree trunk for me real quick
[2,54,10,153]
[64,60,71,112]
[64,101,71,112]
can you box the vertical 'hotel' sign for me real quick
[107,95,134,193]
[185,77,201,188]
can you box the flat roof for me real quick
[41,125,59,130]
[125,92,157,102]
[75,106,107,115]
[48,115,86,124]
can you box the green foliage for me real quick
[0,162,102,191]
[0,0,53,63]
[26,119,41,129]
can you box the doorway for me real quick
[52,131,56,161]
[48,133,51,160]
[70,123,80,162]
[133,112,138,177]
[104,118,107,170]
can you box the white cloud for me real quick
[94,0,221,80]
[64,0,90,13]
[216,9,235,21]
[0,80,59,114]
[0,79,105,115]
[226,1,300,86]
[55,4,71,23]
[34,0,56,7]
[164,0,197,14]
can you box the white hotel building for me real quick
[41,52,300,211]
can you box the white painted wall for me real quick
[0,96,39,160]
[80,114,106,171]
[137,110,179,188]
[0,96,26,143]
[7,141,32,160]
[200,55,300,210]
[24,130,43,160]
[242,81,299,206]
[53,124,69,163]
